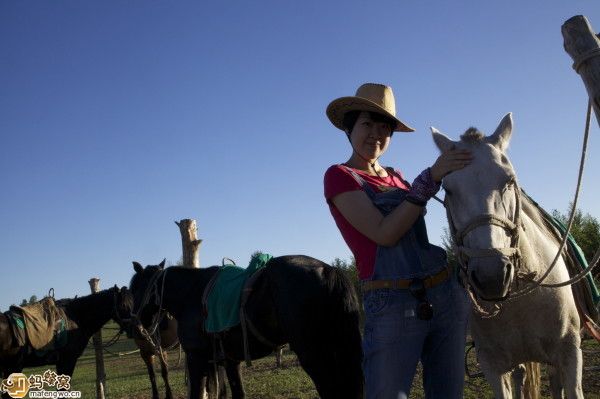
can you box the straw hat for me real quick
[326,83,414,132]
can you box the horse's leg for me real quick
[217,365,227,399]
[157,349,173,399]
[554,343,583,399]
[511,364,526,399]
[548,366,564,399]
[224,360,244,399]
[56,359,76,378]
[289,340,338,399]
[186,349,212,399]
[479,359,513,399]
[140,350,160,399]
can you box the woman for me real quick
[324,83,471,398]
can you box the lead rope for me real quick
[506,100,596,301]
[538,100,600,288]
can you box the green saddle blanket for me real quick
[205,253,273,333]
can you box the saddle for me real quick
[203,253,272,333]
[7,297,68,351]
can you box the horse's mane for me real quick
[520,193,579,274]
[520,194,565,247]
[521,191,599,323]
[460,127,485,143]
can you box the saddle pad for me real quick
[5,310,27,347]
[205,253,272,333]
[9,297,67,350]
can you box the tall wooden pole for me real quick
[175,219,202,268]
[175,219,202,398]
[88,278,106,399]
[562,15,600,126]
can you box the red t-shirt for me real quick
[324,164,410,280]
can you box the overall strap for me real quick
[385,167,411,190]
[341,165,377,199]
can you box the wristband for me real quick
[406,168,441,205]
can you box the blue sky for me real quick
[1,1,599,308]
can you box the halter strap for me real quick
[455,214,519,245]
[456,246,521,259]
[446,182,523,295]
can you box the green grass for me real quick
[17,322,600,398]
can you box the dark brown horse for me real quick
[129,255,364,399]
[127,305,180,399]
[0,286,132,380]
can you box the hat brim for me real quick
[326,96,415,133]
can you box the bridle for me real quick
[112,287,133,329]
[130,268,169,353]
[446,180,523,303]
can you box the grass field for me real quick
[17,322,600,398]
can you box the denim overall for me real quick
[345,167,469,399]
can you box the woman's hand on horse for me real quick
[430,147,473,182]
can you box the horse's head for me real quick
[112,285,134,333]
[432,113,520,301]
[129,259,166,337]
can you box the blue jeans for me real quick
[362,279,469,399]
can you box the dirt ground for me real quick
[460,337,600,398]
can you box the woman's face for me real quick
[347,111,393,162]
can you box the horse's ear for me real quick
[159,259,166,269]
[132,261,144,274]
[431,127,455,153]
[486,113,513,152]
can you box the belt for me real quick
[361,267,450,292]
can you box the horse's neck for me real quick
[67,290,115,334]
[519,211,569,281]
[160,267,212,318]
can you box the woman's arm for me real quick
[331,148,472,247]
[332,190,423,247]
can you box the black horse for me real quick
[0,286,132,380]
[129,255,363,399]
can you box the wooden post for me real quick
[175,219,202,268]
[175,219,202,398]
[562,15,600,126]
[88,278,106,399]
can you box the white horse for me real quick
[432,114,583,399]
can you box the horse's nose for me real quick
[469,257,514,300]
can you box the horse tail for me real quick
[323,265,364,397]
[522,362,541,399]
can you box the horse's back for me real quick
[259,255,360,331]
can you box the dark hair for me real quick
[342,111,396,135]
